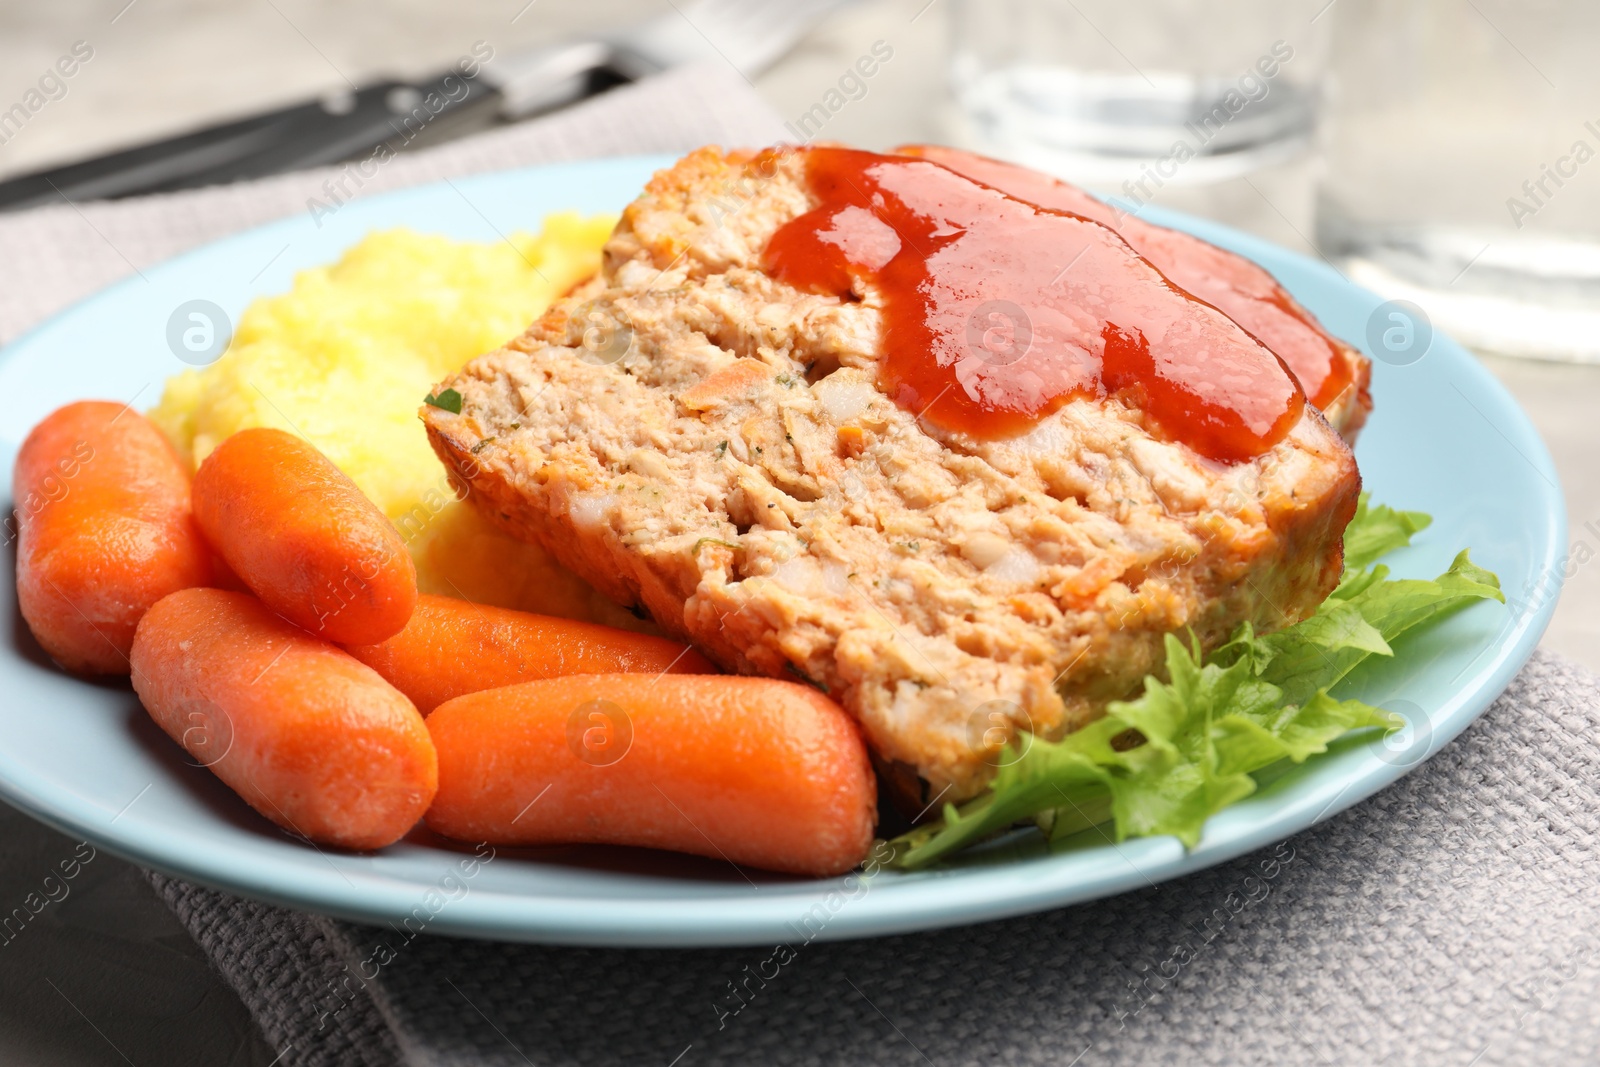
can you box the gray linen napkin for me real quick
[145,649,1600,1067]
[6,60,1596,1067]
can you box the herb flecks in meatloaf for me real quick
[422,147,1360,802]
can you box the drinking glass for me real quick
[946,0,1331,216]
[1318,0,1600,362]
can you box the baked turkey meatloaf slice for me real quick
[422,147,1361,803]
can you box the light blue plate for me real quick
[0,155,1563,947]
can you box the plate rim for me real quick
[0,154,1567,947]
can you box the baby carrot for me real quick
[131,588,436,850]
[191,428,416,645]
[344,594,718,714]
[425,674,876,877]
[13,400,214,675]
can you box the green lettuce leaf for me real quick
[886,495,1502,870]
[1341,496,1431,574]
[1247,551,1504,708]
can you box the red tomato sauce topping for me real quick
[899,143,1355,413]
[762,146,1305,463]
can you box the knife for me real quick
[0,0,844,212]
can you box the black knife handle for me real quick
[0,69,498,212]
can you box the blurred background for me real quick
[11,0,1582,642]
[0,1,1596,1063]
[7,0,1597,332]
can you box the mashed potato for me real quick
[151,217,646,630]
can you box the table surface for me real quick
[1,2,1594,1063]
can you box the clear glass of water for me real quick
[946,0,1331,217]
[1317,0,1600,362]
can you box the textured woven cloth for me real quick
[7,59,1597,1067]
[144,649,1600,1067]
